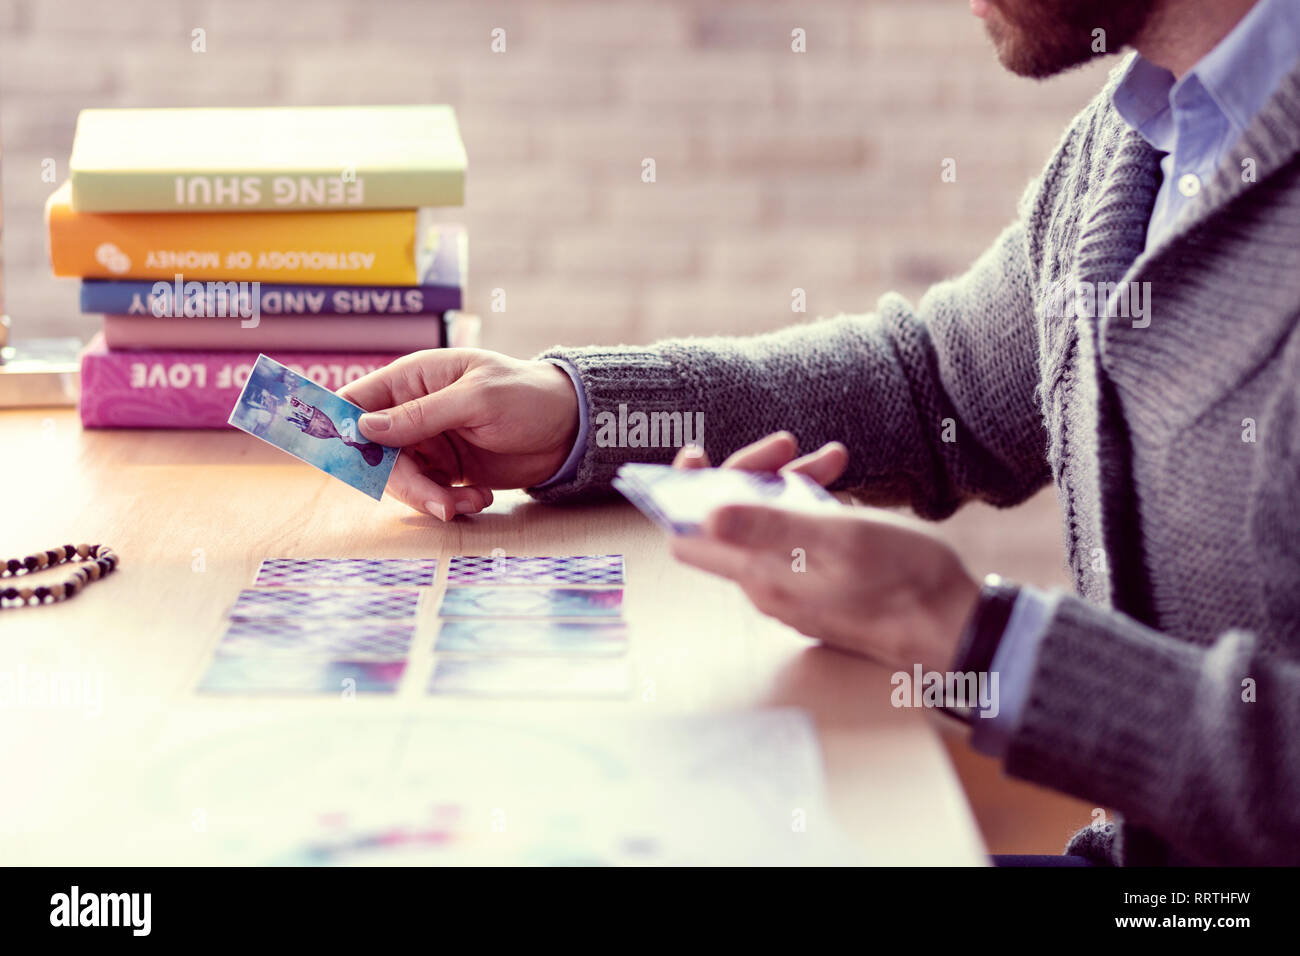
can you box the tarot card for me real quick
[428,656,629,698]
[227,354,399,501]
[613,463,839,535]
[434,619,628,656]
[254,557,438,588]
[446,554,624,587]
[198,657,406,694]
[438,587,623,619]
[215,618,416,660]
[228,588,423,620]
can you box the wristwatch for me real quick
[940,573,1020,724]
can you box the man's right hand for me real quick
[338,349,580,520]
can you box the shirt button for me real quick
[1177,172,1201,197]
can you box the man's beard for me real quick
[982,0,1158,78]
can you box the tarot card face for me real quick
[229,588,423,620]
[438,587,623,619]
[428,656,629,698]
[215,618,416,659]
[198,657,406,694]
[254,558,438,588]
[227,354,399,501]
[434,619,628,656]
[614,463,839,535]
[446,554,625,587]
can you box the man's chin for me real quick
[985,21,1101,79]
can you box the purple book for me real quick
[79,224,466,317]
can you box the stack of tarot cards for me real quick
[613,462,839,535]
[430,554,630,698]
[199,557,437,694]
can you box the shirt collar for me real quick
[1112,0,1300,151]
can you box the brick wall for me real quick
[1,0,1112,354]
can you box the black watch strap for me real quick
[942,574,1020,723]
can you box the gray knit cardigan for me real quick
[531,55,1300,866]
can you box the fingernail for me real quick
[685,445,704,459]
[360,411,390,432]
[454,500,475,514]
[425,500,449,521]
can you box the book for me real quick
[68,105,466,212]
[102,313,446,352]
[79,226,466,315]
[47,182,448,285]
[79,333,402,429]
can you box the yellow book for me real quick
[46,182,437,286]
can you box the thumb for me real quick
[357,383,478,446]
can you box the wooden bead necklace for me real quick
[0,544,119,609]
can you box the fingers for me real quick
[672,444,711,469]
[703,503,817,553]
[720,431,798,471]
[384,455,493,521]
[339,349,470,411]
[356,382,479,446]
[669,535,753,581]
[780,441,848,487]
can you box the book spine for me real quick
[80,278,461,317]
[68,168,464,213]
[101,314,446,352]
[47,188,422,286]
[79,336,401,429]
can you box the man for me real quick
[341,0,1300,866]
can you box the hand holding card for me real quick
[228,354,400,501]
[614,463,839,535]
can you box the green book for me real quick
[68,105,467,212]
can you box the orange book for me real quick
[46,182,438,286]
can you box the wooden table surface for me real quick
[0,408,986,865]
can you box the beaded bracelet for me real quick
[0,544,119,609]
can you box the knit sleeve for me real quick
[1003,370,1300,866]
[528,219,1050,517]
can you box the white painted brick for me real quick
[191,0,360,44]
[111,51,280,106]
[700,123,868,173]
[455,56,611,109]
[605,180,764,227]
[0,0,24,32]
[535,1,690,50]
[0,45,114,96]
[462,169,595,224]
[617,54,777,110]
[282,49,457,105]
[700,231,863,285]
[691,2,864,55]
[538,116,698,173]
[546,228,696,280]
[30,0,193,36]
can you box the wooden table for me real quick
[0,408,986,865]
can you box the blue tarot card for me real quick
[227,354,399,501]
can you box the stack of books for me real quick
[44,105,469,428]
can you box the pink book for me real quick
[79,332,401,429]
[101,313,445,352]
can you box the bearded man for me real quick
[343,0,1300,866]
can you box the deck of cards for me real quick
[613,463,839,534]
[228,354,399,501]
